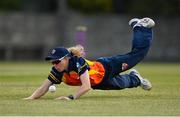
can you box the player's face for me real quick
[52,58,69,72]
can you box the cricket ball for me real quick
[49,85,56,93]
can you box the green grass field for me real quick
[0,62,180,116]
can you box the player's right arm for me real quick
[24,67,62,100]
[23,79,52,100]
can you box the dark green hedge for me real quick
[0,0,179,16]
[125,0,180,16]
[68,0,180,16]
[0,0,23,11]
[67,0,113,14]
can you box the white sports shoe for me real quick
[129,69,152,91]
[129,17,155,28]
[128,18,140,26]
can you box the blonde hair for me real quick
[67,45,85,57]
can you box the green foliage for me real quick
[0,0,179,15]
[0,0,23,11]
[127,0,180,16]
[0,62,180,115]
[68,0,180,16]
[68,0,113,14]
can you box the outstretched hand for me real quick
[55,96,71,101]
[23,97,34,100]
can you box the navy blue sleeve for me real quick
[48,67,63,84]
[76,57,89,76]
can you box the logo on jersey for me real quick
[76,62,81,73]
[76,62,80,68]
[122,63,129,71]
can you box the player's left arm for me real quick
[73,70,91,99]
[55,57,91,100]
[55,70,91,100]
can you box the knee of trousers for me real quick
[129,46,150,63]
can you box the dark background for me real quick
[0,0,179,61]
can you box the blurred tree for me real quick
[112,0,130,14]
[113,0,180,16]
[68,0,180,16]
[0,0,179,15]
[0,0,58,13]
[23,0,58,13]
[0,0,23,11]
[68,0,113,14]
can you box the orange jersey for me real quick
[48,57,105,86]
[62,60,105,86]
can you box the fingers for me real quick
[22,97,34,100]
[55,96,71,101]
[23,96,73,101]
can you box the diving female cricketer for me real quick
[24,17,155,100]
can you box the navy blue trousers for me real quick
[93,26,153,90]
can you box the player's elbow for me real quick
[87,86,92,91]
[86,87,92,91]
[83,85,91,92]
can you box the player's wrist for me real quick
[67,94,75,100]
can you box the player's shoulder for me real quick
[69,56,89,70]
[70,56,86,64]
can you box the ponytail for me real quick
[67,45,85,57]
